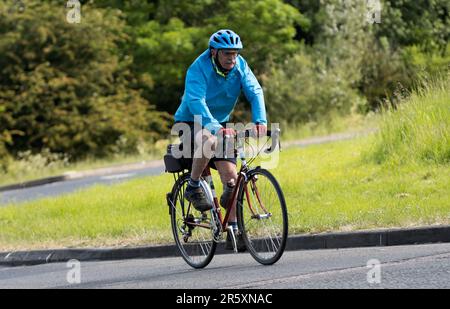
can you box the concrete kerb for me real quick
[1,225,449,267]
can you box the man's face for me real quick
[212,49,239,71]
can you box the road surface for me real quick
[1,243,449,289]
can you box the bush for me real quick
[264,51,367,125]
[366,73,450,165]
[0,142,10,172]
[402,44,450,77]
[358,38,410,111]
[263,1,371,125]
[0,1,170,161]
[3,149,69,179]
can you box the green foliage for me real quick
[264,50,366,125]
[151,0,216,26]
[129,0,305,114]
[358,38,412,111]
[358,0,450,109]
[0,129,11,172]
[0,1,169,161]
[133,18,209,114]
[376,0,449,54]
[90,0,156,26]
[1,0,449,164]
[402,44,450,76]
[264,1,369,123]
[209,0,306,74]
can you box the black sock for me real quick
[189,178,200,188]
[229,221,238,231]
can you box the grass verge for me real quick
[365,74,449,165]
[0,136,449,252]
[0,112,377,188]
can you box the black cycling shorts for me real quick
[175,122,237,171]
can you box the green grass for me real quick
[0,142,168,187]
[0,112,376,188]
[282,112,379,142]
[365,74,450,165]
[1,76,448,252]
[1,136,449,252]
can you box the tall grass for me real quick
[366,74,450,165]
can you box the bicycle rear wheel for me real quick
[237,168,288,265]
[169,174,216,269]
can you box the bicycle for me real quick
[164,128,288,269]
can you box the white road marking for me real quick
[100,173,136,180]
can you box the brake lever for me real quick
[265,128,281,154]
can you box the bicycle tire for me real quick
[237,168,288,265]
[169,173,217,269]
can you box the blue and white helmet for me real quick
[209,29,243,50]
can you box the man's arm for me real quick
[184,64,223,135]
[241,60,267,125]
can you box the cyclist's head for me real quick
[209,29,243,50]
[209,30,242,73]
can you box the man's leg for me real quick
[214,160,238,222]
[215,160,246,252]
[191,129,217,180]
[185,128,217,212]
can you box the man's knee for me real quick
[194,129,217,158]
[215,161,238,184]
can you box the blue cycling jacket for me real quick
[174,49,267,135]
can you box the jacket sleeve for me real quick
[241,60,267,125]
[184,63,223,135]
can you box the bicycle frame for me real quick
[201,165,244,232]
[175,129,280,238]
[200,131,267,233]
[168,127,286,267]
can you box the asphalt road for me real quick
[1,243,449,289]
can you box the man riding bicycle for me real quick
[174,29,267,250]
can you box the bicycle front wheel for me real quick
[169,173,216,269]
[237,168,288,265]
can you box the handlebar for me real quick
[243,130,272,138]
[221,128,282,154]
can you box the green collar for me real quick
[212,57,228,78]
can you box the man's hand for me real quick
[254,124,267,138]
[218,128,236,138]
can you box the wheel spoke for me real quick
[239,169,287,265]
[170,175,216,268]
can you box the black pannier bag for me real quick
[164,144,191,173]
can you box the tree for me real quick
[263,0,372,123]
[128,0,306,114]
[208,0,306,75]
[376,0,449,54]
[133,18,209,114]
[0,1,169,160]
